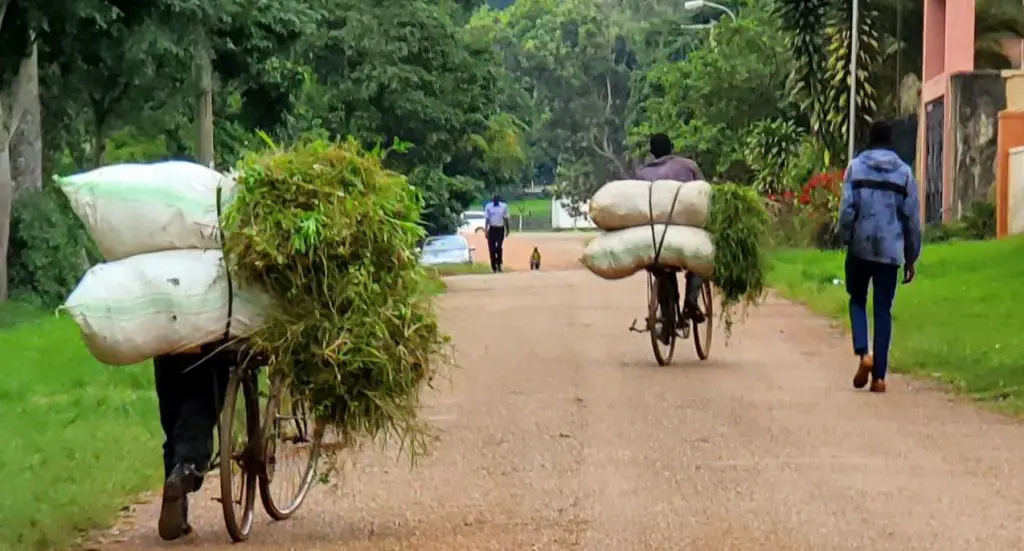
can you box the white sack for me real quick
[62,249,269,366]
[588,179,711,231]
[57,161,236,261]
[580,224,715,281]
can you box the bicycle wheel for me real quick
[648,273,677,366]
[259,376,323,520]
[693,280,714,360]
[219,369,259,542]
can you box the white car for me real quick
[458,210,487,234]
[420,235,475,266]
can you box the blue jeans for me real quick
[845,255,899,380]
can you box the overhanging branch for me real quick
[589,126,627,177]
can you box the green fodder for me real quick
[707,183,770,333]
[221,138,451,462]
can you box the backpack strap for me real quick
[851,179,908,198]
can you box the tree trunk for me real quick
[10,45,41,193]
[0,50,38,302]
[0,147,10,301]
[194,40,215,168]
[91,119,106,168]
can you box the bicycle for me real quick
[213,352,325,542]
[630,268,714,365]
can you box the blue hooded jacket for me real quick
[838,148,923,267]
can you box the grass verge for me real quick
[0,299,47,329]
[508,197,552,218]
[0,312,160,550]
[769,237,1024,412]
[423,263,497,294]
[425,263,496,277]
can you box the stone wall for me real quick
[949,71,1006,219]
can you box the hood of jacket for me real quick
[854,148,904,174]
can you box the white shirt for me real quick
[484,201,508,227]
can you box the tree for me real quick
[471,0,638,208]
[632,5,794,181]
[300,0,523,233]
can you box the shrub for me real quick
[6,183,99,308]
[923,201,996,243]
[767,170,843,249]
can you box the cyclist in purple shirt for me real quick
[635,134,706,342]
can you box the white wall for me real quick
[1009,146,1024,235]
[551,198,597,230]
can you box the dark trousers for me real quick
[486,226,506,271]
[153,347,231,488]
[661,271,702,310]
[683,272,702,309]
[845,254,899,380]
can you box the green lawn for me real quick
[423,263,496,294]
[769,237,1024,411]
[425,263,495,277]
[508,197,552,218]
[0,307,161,550]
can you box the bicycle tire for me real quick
[693,280,714,360]
[648,273,677,366]
[258,376,323,520]
[219,369,259,542]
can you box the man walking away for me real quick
[635,133,706,343]
[839,120,922,393]
[484,194,510,273]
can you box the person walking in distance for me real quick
[839,120,922,393]
[634,133,706,343]
[484,194,510,273]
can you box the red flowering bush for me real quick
[767,170,844,248]
[799,170,842,207]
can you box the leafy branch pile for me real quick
[221,138,451,461]
[708,183,770,334]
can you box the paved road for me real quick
[93,235,1024,550]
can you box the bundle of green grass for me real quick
[221,138,449,460]
[706,183,771,333]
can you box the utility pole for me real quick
[848,0,860,164]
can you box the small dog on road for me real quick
[530,247,541,271]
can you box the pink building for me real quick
[917,0,975,223]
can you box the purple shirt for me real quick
[634,155,704,182]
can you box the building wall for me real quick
[1007,145,1024,234]
[995,111,1024,236]
[917,0,976,223]
[948,72,1005,219]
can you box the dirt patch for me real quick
[86,268,1024,551]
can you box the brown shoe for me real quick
[869,379,886,393]
[853,355,873,389]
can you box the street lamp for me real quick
[848,0,860,164]
[682,0,737,22]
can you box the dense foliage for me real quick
[2,0,1023,304]
[223,139,448,458]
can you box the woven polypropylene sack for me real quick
[580,224,715,280]
[56,161,235,261]
[588,179,710,231]
[62,249,269,366]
